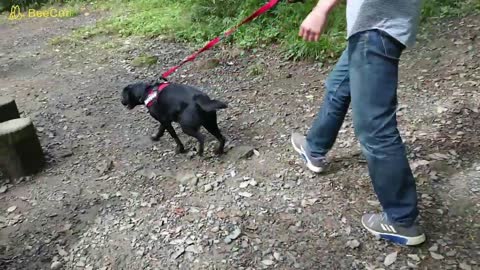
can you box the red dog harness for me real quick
[144,82,169,108]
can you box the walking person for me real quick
[291,0,426,245]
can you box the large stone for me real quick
[0,97,20,123]
[176,171,198,186]
[0,118,45,179]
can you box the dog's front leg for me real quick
[151,124,166,141]
[164,124,186,154]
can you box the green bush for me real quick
[91,0,346,61]
[63,0,478,60]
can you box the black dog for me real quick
[121,81,228,156]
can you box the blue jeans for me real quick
[306,30,419,226]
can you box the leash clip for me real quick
[159,76,168,82]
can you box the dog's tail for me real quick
[194,95,228,112]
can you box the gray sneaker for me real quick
[291,133,327,173]
[362,213,426,246]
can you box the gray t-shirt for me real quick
[346,0,423,47]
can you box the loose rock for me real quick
[407,254,421,262]
[430,252,444,260]
[346,239,361,249]
[185,245,202,254]
[51,261,62,270]
[228,145,255,161]
[459,262,472,270]
[239,192,253,198]
[384,251,398,267]
[96,160,113,174]
[177,171,198,186]
[171,247,185,260]
[301,198,318,207]
[446,250,457,257]
[204,184,213,192]
[224,227,242,244]
[262,259,275,266]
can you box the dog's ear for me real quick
[122,83,149,109]
[131,82,149,91]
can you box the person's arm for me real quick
[314,0,341,14]
[299,0,342,42]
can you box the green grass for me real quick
[56,0,478,61]
[131,53,158,67]
[247,60,266,76]
[98,1,189,38]
[421,0,478,20]
[61,0,346,61]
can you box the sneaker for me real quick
[291,133,327,173]
[361,213,426,246]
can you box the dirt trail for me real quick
[0,11,479,270]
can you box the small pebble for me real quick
[459,262,472,270]
[446,250,457,257]
[407,254,421,262]
[430,252,444,260]
[384,251,398,267]
[51,261,62,270]
[262,259,274,266]
[346,239,360,249]
[224,227,242,244]
[239,192,252,198]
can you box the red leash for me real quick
[161,0,281,79]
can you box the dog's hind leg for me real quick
[151,124,166,141]
[164,123,186,154]
[202,112,226,155]
[182,126,205,156]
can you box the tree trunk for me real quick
[0,118,45,179]
[0,97,20,123]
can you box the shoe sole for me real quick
[361,218,426,246]
[291,136,324,173]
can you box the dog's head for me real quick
[121,82,150,110]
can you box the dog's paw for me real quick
[192,146,204,156]
[213,148,224,155]
[175,146,186,154]
[150,136,160,142]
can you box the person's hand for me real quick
[299,8,328,42]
